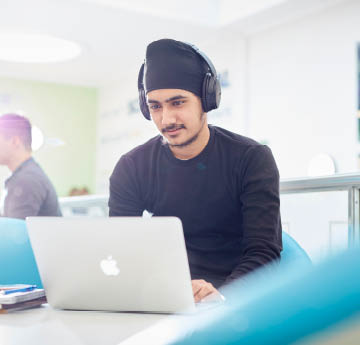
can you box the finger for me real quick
[194,286,212,302]
[191,280,206,295]
[192,280,210,298]
[194,283,215,302]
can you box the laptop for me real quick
[26,217,196,313]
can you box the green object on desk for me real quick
[0,218,43,288]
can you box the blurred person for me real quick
[109,39,282,302]
[0,114,62,219]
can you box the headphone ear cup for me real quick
[202,73,221,112]
[201,73,211,112]
[138,63,151,120]
[139,89,151,120]
[213,77,221,109]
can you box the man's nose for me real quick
[161,106,176,126]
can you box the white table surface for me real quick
[0,302,224,345]
[0,304,171,345]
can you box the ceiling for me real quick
[0,0,349,87]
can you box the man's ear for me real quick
[12,136,23,149]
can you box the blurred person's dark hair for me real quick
[0,113,32,151]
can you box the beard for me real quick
[163,112,206,148]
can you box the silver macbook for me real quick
[26,217,196,313]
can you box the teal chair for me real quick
[0,217,43,288]
[162,237,360,345]
[280,231,312,267]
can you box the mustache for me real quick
[161,124,185,133]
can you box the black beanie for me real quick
[144,39,207,97]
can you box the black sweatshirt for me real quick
[109,125,282,288]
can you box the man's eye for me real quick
[149,104,160,110]
[172,100,184,106]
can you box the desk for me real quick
[0,303,223,345]
[0,305,170,345]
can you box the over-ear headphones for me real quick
[137,42,221,121]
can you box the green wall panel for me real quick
[0,77,97,196]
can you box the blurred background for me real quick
[0,0,359,261]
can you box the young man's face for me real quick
[0,133,13,165]
[146,89,207,148]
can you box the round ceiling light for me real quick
[0,32,82,63]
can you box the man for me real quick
[0,113,62,219]
[109,39,282,302]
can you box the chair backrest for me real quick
[165,246,360,345]
[0,217,43,288]
[280,231,312,267]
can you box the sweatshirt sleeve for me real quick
[224,145,282,285]
[108,155,145,216]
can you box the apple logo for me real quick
[100,256,120,276]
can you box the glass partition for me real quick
[281,191,348,262]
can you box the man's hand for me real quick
[191,279,223,303]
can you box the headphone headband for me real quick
[184,42,217,78]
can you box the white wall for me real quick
[97,0,360,184]
[202,35,248,135]
[246,0,360,178]
[96,74,158,194]
[96,1,360,182]
[101,0,359,183]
